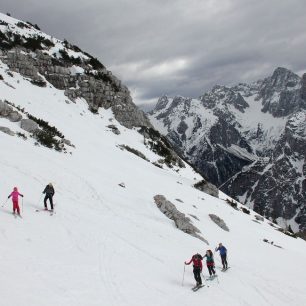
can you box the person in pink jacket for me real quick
[8,187,24,215]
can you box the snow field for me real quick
[0,59,306,306]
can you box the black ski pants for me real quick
[44,194,54,210]
[193,267,202,285]
[207,265,215,276]
[221,254,228,268]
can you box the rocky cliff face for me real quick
[0,14,151,129]
[149,68,306,233]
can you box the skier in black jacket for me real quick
[43,183,55,211]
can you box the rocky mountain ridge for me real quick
[0,14,173,168]
[0,12,219,193]
[0,13,150,129]
[149,67,306,234]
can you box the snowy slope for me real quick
[0,14,306,306]
[0,60,306,306]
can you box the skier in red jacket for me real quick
[8,187,24,215]
[185,253,203,287]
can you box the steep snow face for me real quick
[1,50,306,306]
[149,68,306,233]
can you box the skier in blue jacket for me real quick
[215,243,228,270]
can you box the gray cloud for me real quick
[1,0,306,106]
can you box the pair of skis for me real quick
[205,274,218,281]
[35,209,55,216]
[191,284,205,291]
[13,213,22,219]
[221,267,230,272]
[190,267,230,291]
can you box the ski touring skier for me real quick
[215,242,228,270]
[8,187,24,216]
[203,249,216,278]
[185,253,203,290]
[43,183,55,211]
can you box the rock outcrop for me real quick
[209,214,229,231]
[153,195,208,244]
[0,126,14,136]
[193,180,219,198]
[0,19,151,129]
[0,100,22,122]
[20,119,39,133]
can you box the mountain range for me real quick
[149,67,306,235]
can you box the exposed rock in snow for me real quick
[255,215,264,222]
[193,180,219,198]
[107,124,120,135]
[209,214,229,231]
[154,195,208,244]
[20,118,39,133]
[119,144,149,162]
[0,126,14,135]
[0,99,21,121]
[0,22,151,129]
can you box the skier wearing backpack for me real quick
[203,250,216,277]
[43,183,55,211]
[215,242,228,270]
[8,187,24,215]
[184,253,203,287]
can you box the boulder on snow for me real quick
[0,100,22,122]
[189,214,200,221]
[255,215,264,222]
[107,124,120,135]
[193,180,219,198]
[0,126,15,136]
[8,111,22,122]
[209,214,229,232]
[153,195,208,244]
[62,138,75,147]
[0,100,12,117]
[241,207,250,214]
[20,119,39,133]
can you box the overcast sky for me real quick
[1,0,306,108]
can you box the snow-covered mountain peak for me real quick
[154,95,170,112]
[257,67,303,117]
[200,85,249,113]
[268,67,300,89]
[149,67,306,235]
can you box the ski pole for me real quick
[201,271,207,284]
[182,264,186,286]
[215,269,220,284]
[22,197,24,214]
